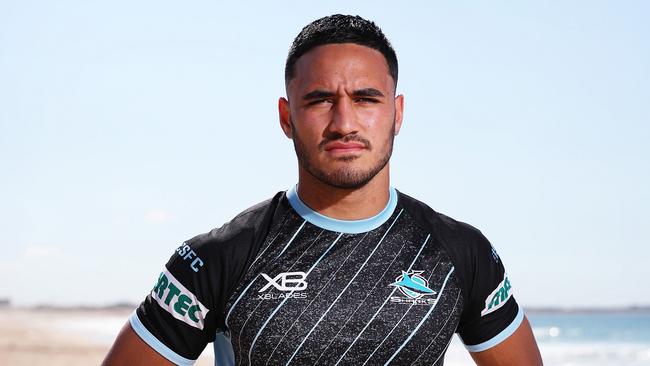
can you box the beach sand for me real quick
[0,307,213,366]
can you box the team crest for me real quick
[389,270,437,305]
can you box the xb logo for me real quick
[259,271,308,292]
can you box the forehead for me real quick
[288,43,394,94]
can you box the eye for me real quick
[307,99,332,106]
[355,97,380,104]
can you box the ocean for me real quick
[445,311,650,366]
[529,311,650,366]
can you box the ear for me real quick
[393,94,404,135]
[278,97,293,139]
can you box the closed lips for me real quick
[324,141,366,152]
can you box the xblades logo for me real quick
[259,272,307,292]
[390,270,437,305]
[257,271,308,300]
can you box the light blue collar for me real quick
[286,185,398,234]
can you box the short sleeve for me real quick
[456,235,524,352]
[129,193,283,365]
[392,191,525,353]
[130,239,223,365]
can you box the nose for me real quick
[327,98,358,137]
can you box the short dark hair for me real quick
[285,14,398,87]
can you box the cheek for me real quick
[364,110,394,134]
[295,115,329,141]
[363,106,392,125]
[293,124,322,149]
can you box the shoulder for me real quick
[184,191,288,254]
[161,191,289,316]
[396,190,497,299]
[396,191,522,351]
[167,191,289,298]
[396,190,490,254]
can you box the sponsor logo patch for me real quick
[481,274,512,316]
[151,269,209,329]
[389,270,437,305]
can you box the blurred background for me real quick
[1,1,649,365]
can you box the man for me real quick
[103,14,543,366]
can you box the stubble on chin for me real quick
[291,120,395,189]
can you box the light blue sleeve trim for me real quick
[213,331,235,366]
[464,305,525,353]
[286,184,398,234]
[129,310,196,366]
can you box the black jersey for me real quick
[131,187,523,365]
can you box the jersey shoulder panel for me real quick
[132,191,289,362]
[180,191,289,314]
[396,190,483,292]
[396,190,522,351]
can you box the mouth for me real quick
[323,141,367,155]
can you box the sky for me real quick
[1,1,648,308]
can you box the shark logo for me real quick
[390,270,437,300]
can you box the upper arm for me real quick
[470,315,543,366]
[454,231,522,351]
[125,239,223,364]
[105,235,236,364]
[102,321,175,366]
[447,227,539,360]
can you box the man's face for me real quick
[279,43,404,189]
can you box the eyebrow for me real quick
[302,88,385,100]
[303,90,335,100]
[353,88,385,98]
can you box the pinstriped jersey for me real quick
[130,187,523,365]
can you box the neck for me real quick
[296,165,391,220]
